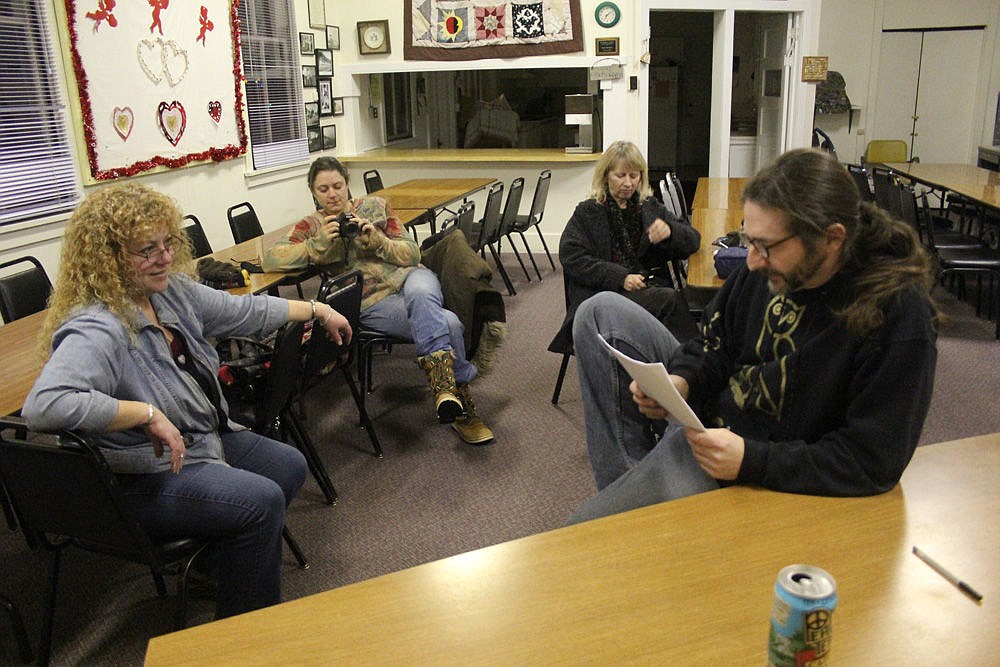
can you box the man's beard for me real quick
[764,249,827,294]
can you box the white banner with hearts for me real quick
[61,0,246,181]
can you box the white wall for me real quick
[3,0,998,280]
[816,0,1000,164]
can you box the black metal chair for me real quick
[478,178,522,296]
[0,416,211,667]
[226,201,311,298]
[226,202,264,245]
[494,176,528,285]
[0,256,52,323]
[921,196,1000,338]
[181,214,213,258]
[363,169,384,194]
[0,592,32,664]
[314,269,384,458]
[508,169,554,277]
[846,164,874,202]
[871,167,903,221]
[242,321,341,504]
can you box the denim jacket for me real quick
[23,275,288,474]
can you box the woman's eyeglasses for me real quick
[129,236,181,264]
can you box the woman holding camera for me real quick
[263,157,493,445]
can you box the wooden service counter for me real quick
[338,148,602,164]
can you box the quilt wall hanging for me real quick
[60,0,247,181]
[405,0,583,61]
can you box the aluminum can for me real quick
[766,564,837,667]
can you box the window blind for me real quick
[238,0,307,170]
[0,0,81,225]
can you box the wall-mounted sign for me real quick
[595,37,620,56]
[802,56,829,82]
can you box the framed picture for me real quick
[318,78,333,116]
[595,37,620,56]
[301,64,317,88]
[357,20,390,55]
[308,0,325,29]
[299,32,315,55]
[315,48,333,77]
[332,97,345,116]
[327,25,340,51]
[304,101,319,127]
[322,124,337,150]
[307,126,323,153]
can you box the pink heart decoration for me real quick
[157,100,187,146]
[208,100,222,123]
[112,106,134,141]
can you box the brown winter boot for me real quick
[451,383,494,445]
[417,349,464,424]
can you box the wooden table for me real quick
[0,310,47,416]
[884,162,1000,211]
[687,177,746,289]
[209,226,303,297]
[370,177,495,216]
[145,433,1000,666]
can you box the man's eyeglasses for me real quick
[129,236,181,264]
[737,229,797,259]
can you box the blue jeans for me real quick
[567,292,718,524]
[362,266,476,384]
[118,430,307,619]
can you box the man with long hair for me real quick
[569,148,938,523]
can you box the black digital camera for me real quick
[337,212,360,240]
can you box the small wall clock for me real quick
[357,20,390,55]
[595,1,621,29]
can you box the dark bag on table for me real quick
[713,247,748,280]
[197,258,248,290]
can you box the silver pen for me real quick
[912,546,983,604]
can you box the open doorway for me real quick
[647,11,713,201]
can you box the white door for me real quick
[873,29,983,163]
[755,13,792,172]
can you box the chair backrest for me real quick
[0,256,52,323]
[451,200,480,247]
[0,418,162,564]
[495,177,525,240]
[895,183,924,239]
[871,167,902,219]
[864,139,908,164]
[659,180,678,216]
[226,202,264,245]
[664,172,686,220]
[310,269,364,376]
[255,321,307,432]
[519,169,551,231]
[181,214,214,258]
[846,164,874,202]
[363,169,384,194]
[473,181,504,251]
[669,172,689,218]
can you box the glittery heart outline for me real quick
[157,101,187,146]
[137,39,163,85]
[112,107,134,141]
[161,40,189,88]
[208,100,222,123]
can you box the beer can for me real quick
[766,564,837,667]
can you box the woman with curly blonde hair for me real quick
[24,182,351,619]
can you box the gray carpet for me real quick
[1,256,998,665]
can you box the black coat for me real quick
[549,197,701,354]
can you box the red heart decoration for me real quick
[112,107,134,141]
[157,100,187,146]
[208,100,222,123]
